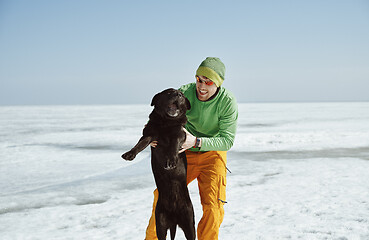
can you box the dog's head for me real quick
[151,88,191,119]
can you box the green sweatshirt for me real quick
[179,83,238,152]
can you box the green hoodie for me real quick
[179,83,238,152]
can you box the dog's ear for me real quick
[185,97,191,110]
[151,92,160,106]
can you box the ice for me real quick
[1,102,369,239]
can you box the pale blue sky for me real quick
[1,0,368,105]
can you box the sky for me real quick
[1,0,368,105]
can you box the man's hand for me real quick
[150,129,198,153]
[179,128,197,153]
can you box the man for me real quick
[145,57,238,240]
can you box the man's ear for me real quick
[185,98,191,110]
[151,92,160,106]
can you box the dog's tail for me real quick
[170,225,177,240]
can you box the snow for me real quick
[0,102,369,239]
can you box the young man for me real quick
[145,57,238,240]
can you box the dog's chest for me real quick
[157,128,185,146]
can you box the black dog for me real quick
[122,88,195,240]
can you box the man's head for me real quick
[196,57,225,87]
[195,57,225,101]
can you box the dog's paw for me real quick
[122,151,136,161]
[164,162,177,170]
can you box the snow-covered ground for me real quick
[1,102,369,239]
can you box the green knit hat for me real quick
[196,57,225,87]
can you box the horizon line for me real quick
[1,100,368,107]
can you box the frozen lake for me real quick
[1,102,369,239]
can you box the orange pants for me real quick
[145,151,227,240]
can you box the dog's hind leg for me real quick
[155,207,170,240]
[179,208,196,240]
[155,217,167,240]
[181,222,195,240]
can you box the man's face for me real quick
[196,75,218,101]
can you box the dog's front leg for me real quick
[122,136,152,161]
